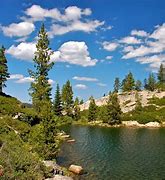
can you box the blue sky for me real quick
[1,0,165,102]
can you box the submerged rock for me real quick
[69,165,83,174]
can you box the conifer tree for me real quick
[113,77,120,93]
[88,96,97,121]
[53,84,62,116]
[29,24,57,159]
[73,97,80,121]
[62,80,73,116]
[135,80,142,91]
[147,73,156,91]
[122,72,135,92]
[0,46,9,93]
[135,92,142,112]
[80,99,84,104]
[158,63,164,83]
[106,92,122,125]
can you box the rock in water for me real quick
[46,175,73,180]
[69,165,83,174]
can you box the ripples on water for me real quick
[57,125,165,180]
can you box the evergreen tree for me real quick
[113,77,120,93]
[158,63,164,83]
[73,97,80,121]
[135,80,142,91]
[88,96,97,121]
[134,92,142,112]
[80,99,84,104]
[29,24,57,159]
[107,92,122,125]
[0,46,9,93]
[53,84,62,116]
[147,73,157,91]
[62,80,73,116]
[98,105,109,123]
[144,78,148,90]
[122,72,135,92]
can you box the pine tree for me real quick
[0,46,10,93]
[113,77,120,93]
[62,80,73,116]
[122,72,135,92]
[29,24,57,159]
[135,92,142,112]
[80,99,84,104]
[147,73,156,91]
[107,92,122,125]
[88,96,97,121]
[53,84,62,116]
[158,63,164,83]
[135,80,142,91]
[73,97,80,121]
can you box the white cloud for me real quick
[1,22,35,37]
[7,41,97,67]
[106,56,113,60]
[73,76,98,82]
[97,83,107,87]
[75,84,87,89]
[131,30,148,37]
[51,41,97,66]
[6,42,36,61]
[9,73,54,84]
[48,20,104,37]
[102,41,118,51]
[9,74,24,80]
[150,23,165,40]
[16,77,34,83]
[24,5,92,22]
[120,36,142,44]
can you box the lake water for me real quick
[57,125,165,180]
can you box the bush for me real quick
[0,96,22,116]
[0,132,48,179]
[149,96,165,106]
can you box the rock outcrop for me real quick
[80,90,165,113]
[68,165,83,174]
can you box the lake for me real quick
[57,125,165,180]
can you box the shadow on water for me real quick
[57,125,165,180]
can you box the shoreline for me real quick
[73,120,165,128]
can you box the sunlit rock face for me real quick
[80,90,165,113]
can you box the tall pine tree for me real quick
[53,84,62,116]
[62,80,73,116]
[0,46,9,93]
[158,63,164,83]
[88,96,97,121]
[29,24,57,159]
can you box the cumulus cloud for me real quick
[6,42,36,61]
[24,5,92,22]
[9,73,54,84]
[102,41,119,51]
[1,22,35,37]
[131,30,148,37]
[119,36,142,44]
[48,20,104,37]
[74,84,87,89]
[121,23,165,70]
[7,41,97,67]
[73,76,98,82]
[51,41,97,66]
